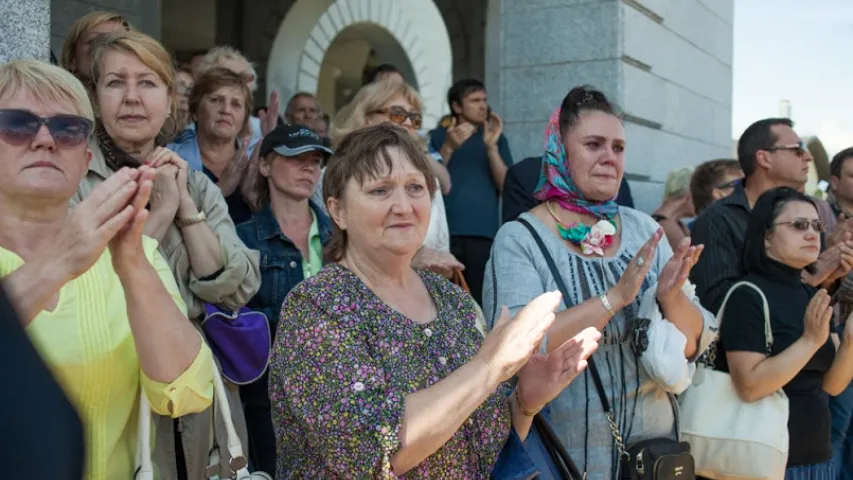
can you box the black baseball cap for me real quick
[260,124,334,159]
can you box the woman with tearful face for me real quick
[485,85,716,478]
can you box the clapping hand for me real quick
[54,168,148,281]
[477,292,562,382]
[516,327,601,413]
[109,166,156,276]
[803,289,833,347]
[446,117,476,151]
[657,237,703,304]
[483,112,503,148]
[608,229,663,311]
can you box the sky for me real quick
[732,0,853,157]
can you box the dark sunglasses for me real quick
[766,140,809,157]
[372,106,423,130]
[774,218,825,233]
[0,109,93,149]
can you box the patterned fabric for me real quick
[532,107,618,221]
[268,263,512,478]
[784,460,835,480]
[484,210,718,479]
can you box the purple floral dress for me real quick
[268,263,511,478]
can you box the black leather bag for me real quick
[622,435,693,480]
[517,219,695,480]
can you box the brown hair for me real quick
[61,11,132,76]
[189,67,254,138]
[323,124,437,262]
[89,31,178,142]
[690,158,742,214]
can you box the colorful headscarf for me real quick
[533,107,619,220]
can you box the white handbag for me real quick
[134,366,273,480]
[678,281,789,480]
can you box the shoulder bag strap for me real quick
[134,389,154,480]
[518,218,628,460]
[517,219,625,449]
[716,281,773,355]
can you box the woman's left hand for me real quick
[145,147,191,197]
[656,237,703,305]
[110,166,156,277]
[516,327,601,412]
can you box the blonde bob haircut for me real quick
[663,166,695,200]
[331,79,424,148]
[0,59,95,123]
[89,31,178,136]
[61,11,132,75]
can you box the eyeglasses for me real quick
[774,218,825,233]
[715,178,741,190]
[371,106,423,130]
[0,109,93,149]
[766,140,809,157]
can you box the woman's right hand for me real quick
[608,228,663,309]
[803,289,833,346]
[57,168,141,280]
[476,291,562,382]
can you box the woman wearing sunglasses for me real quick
[71,31,261,480]
[715,187,853,479]
[0,60,214,479]
[313,79,463,279]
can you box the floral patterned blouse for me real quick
[268,262,512,478]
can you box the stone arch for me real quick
[267,0,453,128]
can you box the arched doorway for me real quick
[267,0,453,128]
[317,24,417,115]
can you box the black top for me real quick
[500,156,635,224]
[715,270,835,466]
[0,286,84,479]
[202,166,253,225]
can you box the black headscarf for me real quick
[743,186,817,283]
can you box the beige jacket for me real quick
[71,143,262,480]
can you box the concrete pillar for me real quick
[486,0,733,213]
[0,0,51,63]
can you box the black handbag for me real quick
[516,218,694,480]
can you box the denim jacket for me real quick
[237,202,332,329]
[237,202,332,407]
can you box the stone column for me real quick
[0,0,50,63]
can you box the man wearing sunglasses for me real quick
[691,117,853,315]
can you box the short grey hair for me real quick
[196,45,258,92]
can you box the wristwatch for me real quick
[176,211,207,228]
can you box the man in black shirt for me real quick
[691,118,853,314]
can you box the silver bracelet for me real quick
[600,293,616,318]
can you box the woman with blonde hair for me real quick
[652,166,696,249]
[0,59,213,479]
[61,11,132,81]
[312,79,462,278]
[74,31,261,480]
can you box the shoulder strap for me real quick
[717,281,773,354]
[517,218,613,414]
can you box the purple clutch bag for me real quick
[201,304,271,385]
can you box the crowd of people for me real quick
[3,8,853,480]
